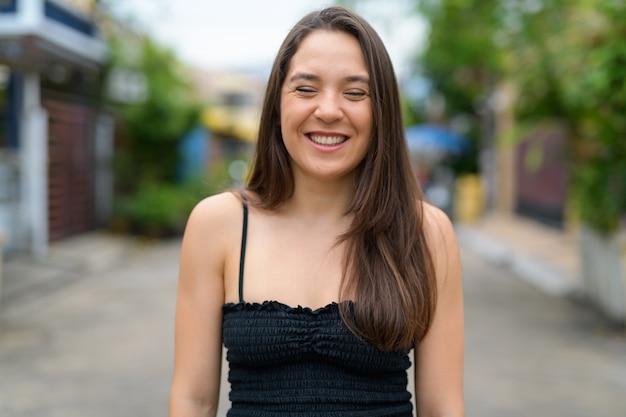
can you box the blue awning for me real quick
[405,124,470,155]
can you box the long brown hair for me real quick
[246,6,436,351]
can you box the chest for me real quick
[229,212,349,308]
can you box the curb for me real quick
[456,225,582,297]
[0,232,136,312]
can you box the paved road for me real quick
[462,248,626,416]
[0,237,624,416]
[0,239,179,417]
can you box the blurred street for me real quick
[2,2,625,416]
[0,219,625,417]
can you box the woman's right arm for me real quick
[169,194,236,417]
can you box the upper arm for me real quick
[169,192,240,416]
[414,204,464,417]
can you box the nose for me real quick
[314,92,343,123]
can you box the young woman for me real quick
[169,6,464,417]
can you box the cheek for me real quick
[359,116,373,139]
[353,103,373,129]
[278,97,295,127]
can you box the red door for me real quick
[515,127,568,228]
[44,98,96,241]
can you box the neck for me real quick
[283,173,355,224]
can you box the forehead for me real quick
[286,30,369,79]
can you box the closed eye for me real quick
[344,90,369,100]
[295,87,317,95]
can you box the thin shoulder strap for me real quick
[238,201,249,303]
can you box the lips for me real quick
[308,134,348,146]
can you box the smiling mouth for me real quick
[308,134,348,146]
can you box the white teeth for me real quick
[309,135,346,145]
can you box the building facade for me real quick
[0,0,112,257]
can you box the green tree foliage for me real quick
[415,0,626,232]
[416,0,505,175]
[109,37,200,186]
[499,0,626,233]
[106,36,202,235]
[418,0,503,116]
[566,2,626,233]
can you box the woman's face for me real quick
[280,30,373,184]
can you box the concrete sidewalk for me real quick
[0,234,180,417]
[0,232,137,313]
[456,212,582,298]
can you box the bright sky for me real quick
[111,0,426,77]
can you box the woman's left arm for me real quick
[414,204,464,417]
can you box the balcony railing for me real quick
[0,0,17,14]
[45,0,96,36]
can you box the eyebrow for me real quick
[288,72,370,85]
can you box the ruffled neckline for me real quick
[223,300,352,315]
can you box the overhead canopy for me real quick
[405,124,470,163]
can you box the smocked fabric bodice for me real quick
[222,201,413,416]
[222,300,413,417]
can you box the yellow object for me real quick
[201,107,259,143]
[454,174,484,223]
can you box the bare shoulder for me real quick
[187,190,243,222]
[420,201,456,246]
[182,191,245,252]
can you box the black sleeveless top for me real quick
[222,203,414,417]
